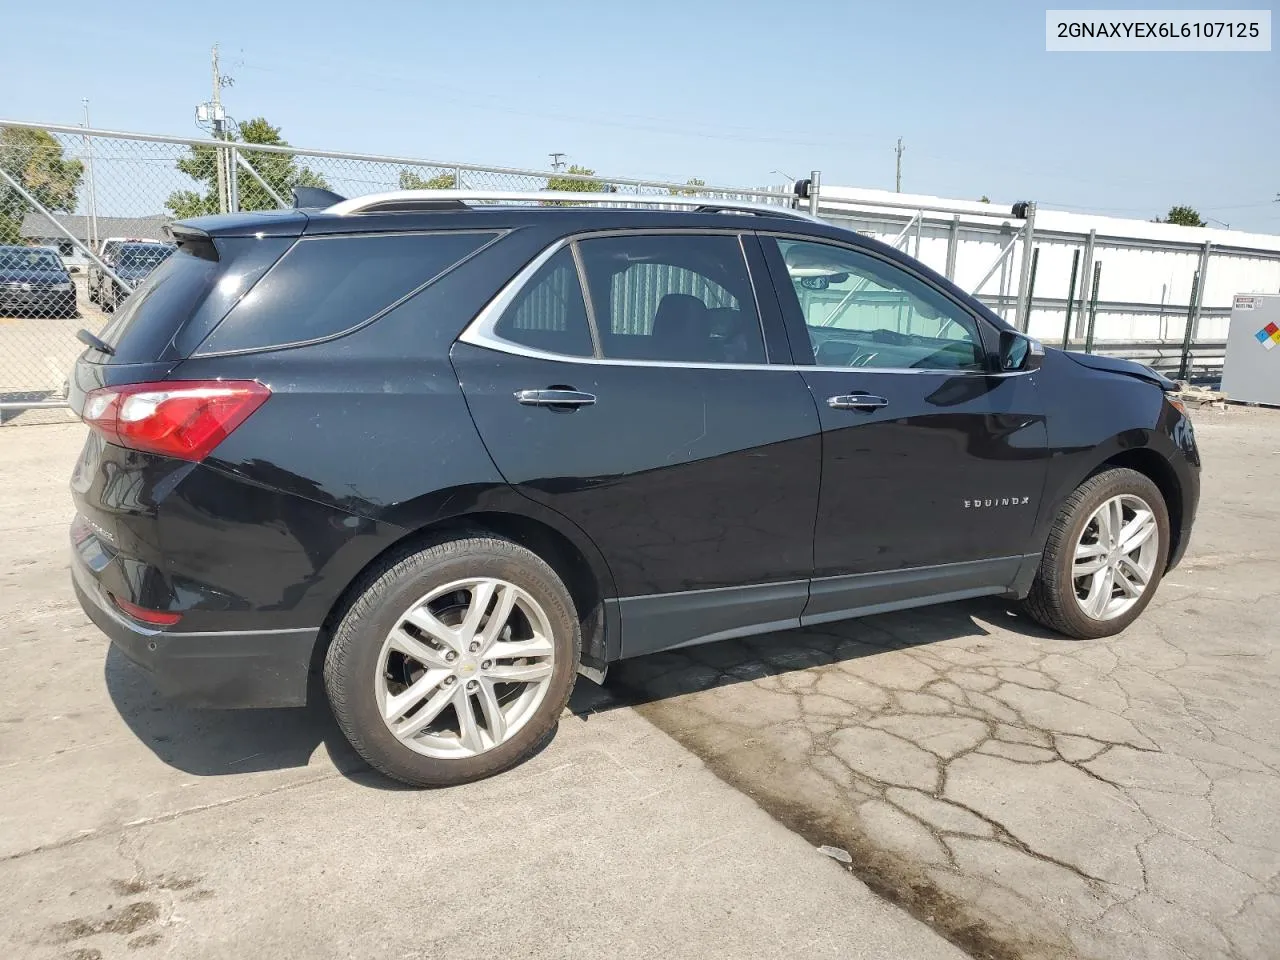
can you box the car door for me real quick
[758,233,1049,624]
[452,230,821,657]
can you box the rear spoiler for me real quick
[292,186,347,209]
[165,223,219,262]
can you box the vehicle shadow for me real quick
[567,595,1066,717]
[105,596,1059,786]
[104,643,560,790]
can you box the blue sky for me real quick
[3,0,1276,231]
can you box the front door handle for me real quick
[515,388,597,409]
[828,393,889,411]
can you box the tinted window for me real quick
[493,247,594,357]
[97,247,223,361]
[198,231,497,355]
[770,238,985,371]
[576,234,765,364]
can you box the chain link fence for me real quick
[0,120,794,423]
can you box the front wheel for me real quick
[324,536,581,787]
[1022,467,1170,639]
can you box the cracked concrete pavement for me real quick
[0,424,961,960]
[609,405,1280,960]
[1,405,1276,960]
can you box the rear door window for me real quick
[196,231,499,355]
[575,234,766,364]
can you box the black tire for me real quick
[323,535,581,787]
[1022,467,1170,639]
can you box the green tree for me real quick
[979,195,991,203]
[1160,205,1206,227]
[166,118,329,218]
[0,128,83,245]
[667,177,706,196]
[399,169,456,190]
[543,164,613,204]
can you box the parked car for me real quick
[0,245,77,317]
[88,241,176,313]
[68,191,1201,787]
[87,237,167,307]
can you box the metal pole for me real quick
[234,151,287,208]
[973,229,1022,293]
[1075,229,1096,339]
[81,99,98,252]
[1014,201,1037,330]
[889,211,921,250]
[1061,248,1081,349]
[1084,261,1102,353]
[227,145,240,212]
[1190,241,1211,340]
[945,216,959,280]
[1178,271,1201,381]
[913,211,923,259]
[0,167,133,292]
[808,170,821,217]
[1024,247,1040,334]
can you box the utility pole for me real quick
[894,137,905,193]
[212,44,229,214]
[549,153,566,173]
[81,99,98,253]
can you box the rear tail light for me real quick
[110,594,183,626]
[81,380,270,462]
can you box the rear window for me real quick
[196,231,498,355]
[117,243,176,269]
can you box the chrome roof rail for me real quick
[325,189,819,221]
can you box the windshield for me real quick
[117,244,175,269]
[0,248,63,272]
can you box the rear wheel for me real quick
[1022,467,1169,639]
[324,536,580,787]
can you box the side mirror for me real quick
[998,330,1044,372]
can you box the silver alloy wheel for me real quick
[374,577,556,759]
[1072,493,1160,621]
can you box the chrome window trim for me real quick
[457,233,1040,377]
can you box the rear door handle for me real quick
[515,389,597,408]
[827,393,889,411]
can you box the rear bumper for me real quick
[72,549,318,708]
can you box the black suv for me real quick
[69,191,1200,786]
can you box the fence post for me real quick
[1014,201,1037,330]
[945,215,959,280]
[1178,271,1201,381]
[1084,261,1102,353]
[1024,247,1040,333]
[808,170,821,217]
[227,145,240,212]
[1075,229,1097,339]
[1061,248,1080,349]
